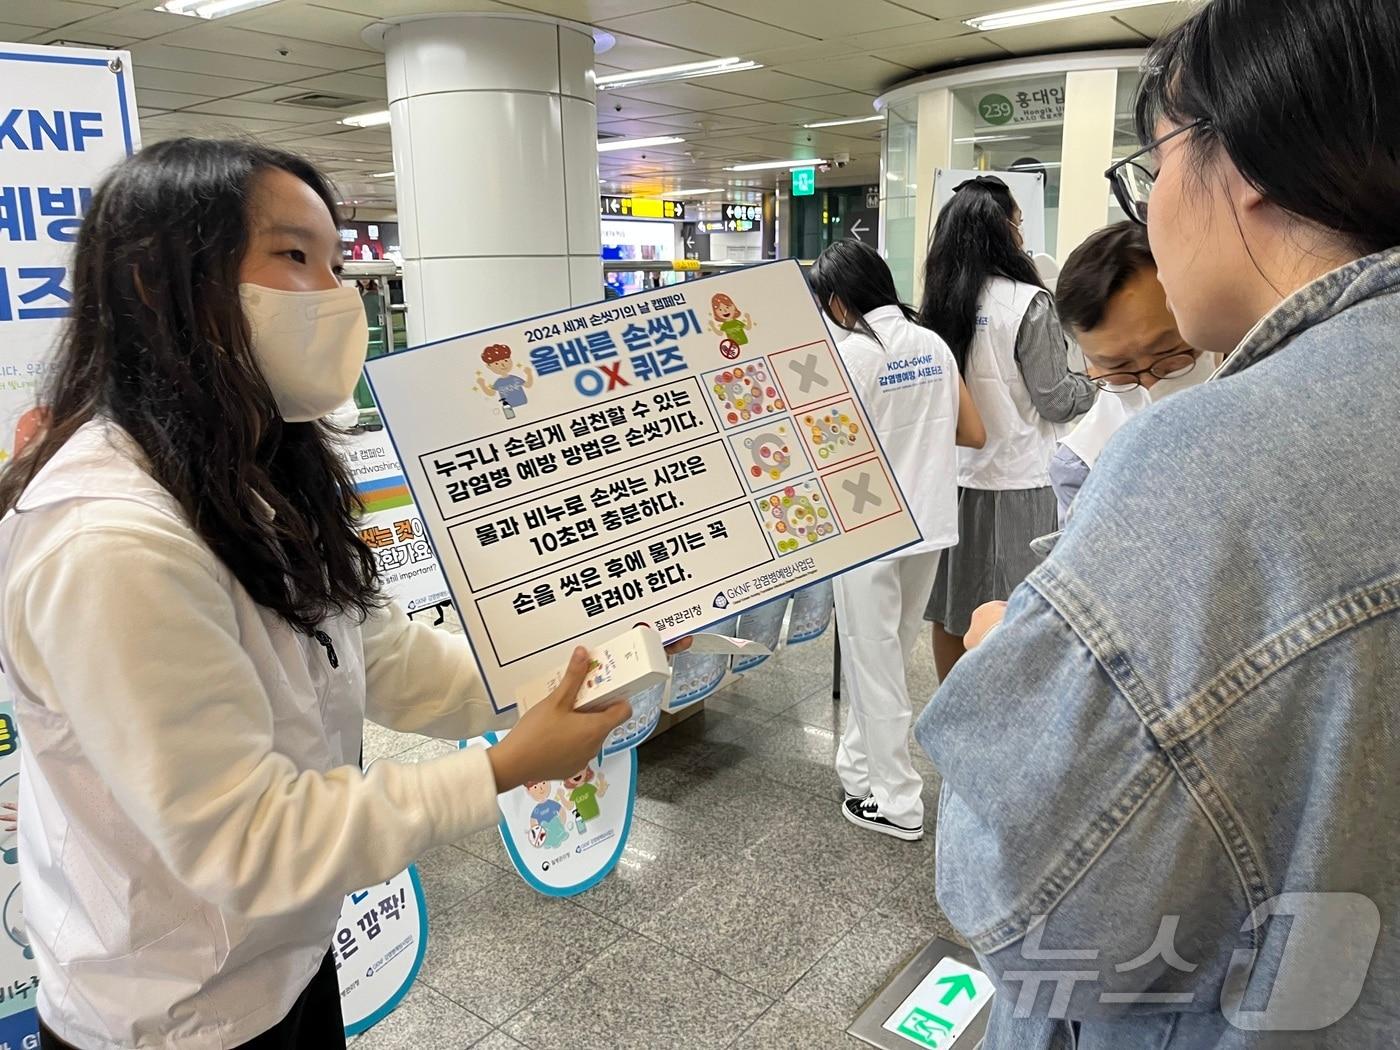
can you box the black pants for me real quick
[40,950,345,1050]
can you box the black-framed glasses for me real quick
[1090,351,1201,392]
[1105,119,1209,225]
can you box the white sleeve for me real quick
[361,600,515,739]
[5,521,502,920]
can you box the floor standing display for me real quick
[0,41,139,1045]
[365,261,923,716]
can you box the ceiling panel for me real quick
[683,67,841,103]
[1113,4,1192,38]
[643,111,768,133]
[603,78,753,111]
[710,99,837,124]
[0,22,45,41]
[841,14,988,53]
[773,54,915,93]
[981,14,1150,54]
[875,33,1008,72]
[0,0,113,30]
[596,117,693,137]
[599,94,692,121]
[597,30,713,69]
[507,0,691,19]
[881,0,996,16]
[785,91,880,119]
[186,96,361,124]
[283,68,387,95]
[129,66,270,97]
[129,40,327,83]
[57,6,191,39]
[313,0,515,14]
[703,0,925,37]
[601,5,819,55]
[134,88,219,110]
[223,3,381,51]
[154,24,378,71]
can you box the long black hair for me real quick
[808,238,917,348]
[1137,0,1400,257]
[918,176,1044,372]
[0,138,381,632]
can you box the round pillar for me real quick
[373,14,602,345]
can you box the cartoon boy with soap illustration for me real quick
[475,343,534,417]
[558,765,608,833]
[525,780,570,849]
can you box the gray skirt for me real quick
[924,486,1058,636]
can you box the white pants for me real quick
[833,550,941,828]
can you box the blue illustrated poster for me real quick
[465,732,636,898]
[787,581,835,645]
[336,866,429,1037]
[665,617,738,712]
[733,597,790,674]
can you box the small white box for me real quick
[515,626,672,713]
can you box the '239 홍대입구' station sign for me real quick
[365,260,921,711]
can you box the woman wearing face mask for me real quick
[0,139,655,1050]
[915,1,1400,1046]
[808,239,984,842]
[919,177,1096,680]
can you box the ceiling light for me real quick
[801,116,884,129]
[155,0,282,18]
[953,134,1032,144]
[597,135,685,153]
[371,172,394,178]
[1009,160,1062,170]
[339,110,390,128]
[596,57,761,90]
[667,188,723,196]
[725,158,827,172]
[965,0,1166,32]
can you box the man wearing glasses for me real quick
[1048,221,1209,522]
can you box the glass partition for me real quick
[881,98,919,301]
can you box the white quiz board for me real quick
[932,168,1048,258]
[366,261,921,711]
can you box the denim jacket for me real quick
[915,247,1400,1049]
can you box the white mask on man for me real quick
[1147,353,1210,402]
[239,283,368,423]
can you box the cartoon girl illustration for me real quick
[708,293,754,359]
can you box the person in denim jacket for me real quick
[915,0,1400,1046]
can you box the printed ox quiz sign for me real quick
[366,261,920,710]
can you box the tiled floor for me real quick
[354,626,962,1050]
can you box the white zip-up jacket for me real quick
[0,421,510,1049]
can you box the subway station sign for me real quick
[600,195,685,220]
[698,201,763,233]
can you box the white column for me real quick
[911,87,953,304]
[375,14,601,346]
[1055,68,1119,261]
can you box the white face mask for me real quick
[1147,353,1210,403]
[239,283,368,423]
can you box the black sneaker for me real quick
[842,795,923,841]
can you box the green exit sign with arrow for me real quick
[883,957,994,1049]
[792,166,816,196]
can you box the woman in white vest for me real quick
[810,240,985,840]
[0,139,672,1050]
[920,177,1097,679]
